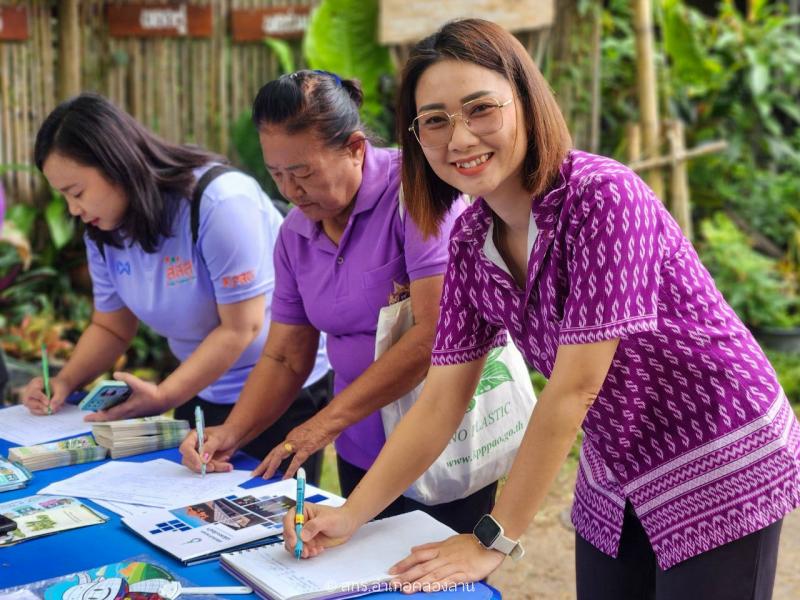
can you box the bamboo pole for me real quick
[589,1,602,154]
[59,0,81,100]
[628,140,728,172]
[666,120,692,240]
[633,0,663,200]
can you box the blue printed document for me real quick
[122,478,343,565]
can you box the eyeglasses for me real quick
[408,97,513,148]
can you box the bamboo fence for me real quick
[0,0,311,208]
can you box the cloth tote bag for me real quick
[376,297,536,505]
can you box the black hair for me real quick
[251,70,366,147]
[34,92,225,252]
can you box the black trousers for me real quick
[336,455,497,534]
[575,503,783,600]
[174,372,331,486]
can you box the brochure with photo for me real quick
[122,479,343,565]
[0,495,108,546]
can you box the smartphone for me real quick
[0,514,17,536]
[78,380,132,412]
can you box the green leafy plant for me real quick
[765,349,800,407]
[698,212,799,329]
[303,0,395,141]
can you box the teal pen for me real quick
[195,405,206,478]
[294,467,306,559]
[41,343,52,415]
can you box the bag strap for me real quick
[191,165,238,245]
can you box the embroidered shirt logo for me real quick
[222,270,255,289]
[164,255,195,286]
[115,261,131,275]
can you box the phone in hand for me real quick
[78,380,132,412]
[0,514,17,536]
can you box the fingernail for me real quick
[203,453,209,461]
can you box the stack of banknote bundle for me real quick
[92,416,190,458]
[8,435,108,471]
[0,456,33,491]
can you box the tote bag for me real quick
[376,298,536,505]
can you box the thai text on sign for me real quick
[231,7,310,42]
[107,3,213,38]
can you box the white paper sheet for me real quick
[0,404,92,446]
[38,458,253,508]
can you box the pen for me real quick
[195,405,205,478]
[294,467,306,559]
[41,343,52,415]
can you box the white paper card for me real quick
[0,405,92,446]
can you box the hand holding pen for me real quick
[295,467,306,559]
[195,405,206,478]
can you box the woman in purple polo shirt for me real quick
[180,70,498,533]
[284,20,800,599]
[23,93,330,482]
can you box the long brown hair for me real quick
[398,19,572,237]
[34,92,224,253]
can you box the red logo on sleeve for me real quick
[222,270,255,288]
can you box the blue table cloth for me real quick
[0,435,499,599]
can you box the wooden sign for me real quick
[231,7,310,41]
[379,0,554,45]
[0,6,29,42]
[107,3,213,38]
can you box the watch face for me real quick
[473,515,502,547]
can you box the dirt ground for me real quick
[489,462,800,599]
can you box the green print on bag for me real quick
[466,347,514,413]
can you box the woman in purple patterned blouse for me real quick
[285,19,800,599]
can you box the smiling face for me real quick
[41,152,129,231]
[258,126,365,223]
[413,59,528,202]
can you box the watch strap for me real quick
[491,533,525,561]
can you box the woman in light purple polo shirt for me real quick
[285,20,800,599]
[180,71,498,533]
[24,93,330,482]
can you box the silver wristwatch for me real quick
[472,514,525,561]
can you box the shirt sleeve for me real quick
[402,197,467,281]
[430,238,506,366]
[558,170,662,345]
[85,235,125,313]
[196,180,275,305]
[270,226,312,326]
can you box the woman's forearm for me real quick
[157,323,257,409]
[343,360,486,524]
[490,387,588,539]
[320,321,432,435]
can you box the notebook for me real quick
[220,510,470,600]
[122,478,343,565]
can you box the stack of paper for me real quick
[0,495,108,546]
[92,416,190,458]
[0,456,32,491]
[8,435,107,471]
[38,458,254,508]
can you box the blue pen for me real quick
[294,467,306,559]
[195,405,206,478]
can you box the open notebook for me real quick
[220,510,480,600]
